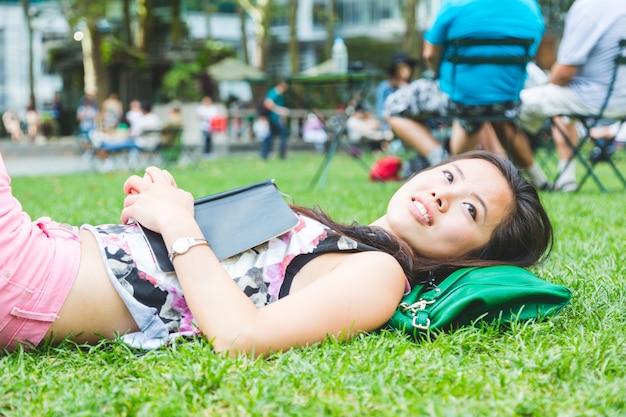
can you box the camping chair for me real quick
[547,39,626,192]
[444,37,535,159]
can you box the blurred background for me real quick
[0,0,574,141]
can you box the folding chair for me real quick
[83,130,137,172]
[133,129,163,167]
[549,39,626,192]
[444,37,536,159]
[447,37,535,98]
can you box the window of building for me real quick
[184,0,237,14]
[314,0,398,28]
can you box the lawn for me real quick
[2,151,625,416]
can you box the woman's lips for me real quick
[410,197,432,226]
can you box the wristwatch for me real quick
[169,237,210,262]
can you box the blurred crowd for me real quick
[1,93,63,143]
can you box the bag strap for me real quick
[420,267,479,301]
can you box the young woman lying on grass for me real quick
[0,150,552,356]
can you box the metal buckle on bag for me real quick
[412,316,431,330]
[400,299,435,313]
[399,299,435,330]
[414,299,435,311]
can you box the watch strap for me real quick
[169,237,210,262]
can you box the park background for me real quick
[1,0,573,146]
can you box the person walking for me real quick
[260,80,290,160]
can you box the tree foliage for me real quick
[161,62,202,101]
[161,40,235,102]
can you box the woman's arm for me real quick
[121,168,407,357]
[263,97,289,117]
[548,62,577,86]
[177,247,405,356]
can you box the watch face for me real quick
[172,238,191,254]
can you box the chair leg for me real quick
[576,159,606,192]
[578,139,626,190]
[551,118,609,192]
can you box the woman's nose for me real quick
[431,190,449,212]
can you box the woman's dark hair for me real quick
[293,150,553,286]
[386,52,418,77]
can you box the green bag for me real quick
[387,265,572,338]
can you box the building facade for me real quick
[0,0,66,117]
[0,0,440,114]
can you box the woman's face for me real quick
[380,159,514,259]
[395,63,413,83]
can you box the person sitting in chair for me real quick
[302,112,328,153]
[156,104,184,164]
[93,101,163,169]
[160,105,183,149]
[346,106,393,153]
[384,0,550,190]
[512,0,626,191]
[375,52,418,134]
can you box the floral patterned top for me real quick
[83,214,407,349]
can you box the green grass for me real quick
[2,151,625,416]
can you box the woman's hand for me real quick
[120,166,194,232]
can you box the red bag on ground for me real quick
[370,156,403,182]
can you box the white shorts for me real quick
[519,84,598,133]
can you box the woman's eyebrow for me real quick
[451,163,488,220]
[472,192,488,221]
[450,163,465,180]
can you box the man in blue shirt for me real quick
[428,0,544,105]
[260,80,290,160]
[385,0,550,189]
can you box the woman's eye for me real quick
[443,170,454,183]
[464,203,477,220]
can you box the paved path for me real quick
[0,136,315,176]
[0,138,88,176]
[3,155,89,176]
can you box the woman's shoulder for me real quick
[289,249,406,303]
[345,249,401,265]
[312,250,409,307]
[337,250,406,286]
